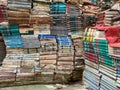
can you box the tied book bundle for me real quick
[33,24,50,35]
[56,36,74,71]
[38,34,57,67]
[0,4,7,23]
[7,0,31,24]
[30,2,51,24]
[96,10,119,26]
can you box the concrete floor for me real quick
[0,82,88,90]
[0,85,57,90]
